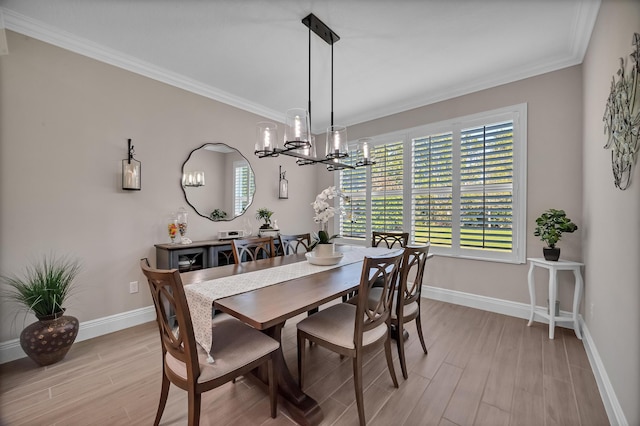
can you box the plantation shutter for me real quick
[371,141,404,233]
[233,163,255,216]
[339,155,367,238]
[459,121,513,251]
[411,132,454,246]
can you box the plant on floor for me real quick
[1,254,82,366]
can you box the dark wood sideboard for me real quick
[155,239,236,271]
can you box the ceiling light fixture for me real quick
[255,13,374,171]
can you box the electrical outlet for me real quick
[129,281,139,294]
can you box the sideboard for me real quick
[155,239,236,272]
[155,237,282,272]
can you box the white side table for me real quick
[526,257,584,340]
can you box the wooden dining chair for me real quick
[278,233,312,255]
[231,236,276,264]
[346,244,430,379]
[140,259,279,426]
[371,231,409,248]
[296,251,403,426]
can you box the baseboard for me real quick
[422,285,624,426]
[0,306,155,364]
[579,317,628,426]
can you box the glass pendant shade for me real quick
[256,122,278,155]
[182,171,205,187]
[122,139,141,190]
[356,137,375,166]
[296,135,317,165]
[284,108,311,149]
[326,125,348,159]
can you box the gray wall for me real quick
[582,0,640,423]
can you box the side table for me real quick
[526,257,584,340]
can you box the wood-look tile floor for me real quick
[0,299,609,425]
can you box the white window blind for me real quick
[337,104,526,263]
[233,162,255,216]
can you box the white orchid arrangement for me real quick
[310,186,345,247]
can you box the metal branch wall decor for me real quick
[603,32,640,190]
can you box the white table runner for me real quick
[184,246,395,359]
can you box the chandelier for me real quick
[255,13,374,171]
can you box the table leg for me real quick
[548,270,557,339]
[527,262,536,326]
[572,269,583,340]
[261,322,323,426]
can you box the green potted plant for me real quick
[209,208,228,221]
[534,209,578,261]
[2,255,81,366]
[256,207,274,230]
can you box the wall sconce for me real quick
[122,138,141,190]
[279,165,288,199]
[182,171,205,187]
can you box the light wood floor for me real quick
[0,299,609,425]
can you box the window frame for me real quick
[335,103,527,264]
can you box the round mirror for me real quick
[181,143,255,221]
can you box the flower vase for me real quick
[315,243,335,257]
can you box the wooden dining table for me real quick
[181,246,393,426]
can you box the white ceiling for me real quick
[0,0,600,133]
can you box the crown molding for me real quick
[0,8,283,123]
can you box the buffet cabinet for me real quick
[155,239,236,272]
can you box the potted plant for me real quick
[2,255,81,366]
[209,208,228,221]
[256,207,278,236]
[534,209,578,261]
[310,186,345,257]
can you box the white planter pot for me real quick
[315,243,335,257]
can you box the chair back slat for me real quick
[354,251,403,344]
[140,259,201,381]
[372,231,409,249]
[279,233,312,255]
[231,237,276,264]
[397,244,430,317]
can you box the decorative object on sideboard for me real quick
[254,13,376,172]
[167,212,178,244]
[279,165,288,199]
[256,207,278,236]
[1,254,81,366]
[534,209,578,261]
[122,138,141,190]
[603,32,639,190]
[177,207,191,244]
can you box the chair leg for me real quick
[396,321,409,380]
[154,372,171,426]
[415,313,428,354]
[187,390,201,426]
[297,332,305,389]
[267,357,278,418]
[384,333,399,388]
[352,355,366,426]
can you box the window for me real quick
[338,104,526,263]
[233,161,255,216]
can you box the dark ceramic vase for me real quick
[543,247,560,261]
[20,309,79,366]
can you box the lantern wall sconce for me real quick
[122,138,141,190]
[182,171,205,187]
[278,165,288,199]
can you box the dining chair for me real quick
[346,244,430,379]
[371,231,409,249]
[278,233,312,255]
[231,236,276,264]
[296,251,403,426]
[140,259,279,426]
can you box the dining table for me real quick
[180,245,397,426]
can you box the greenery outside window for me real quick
[338,104,527,263]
